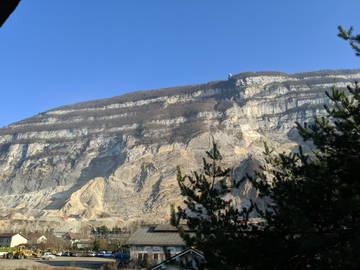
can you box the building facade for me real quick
[127,225,186,266]
[151,248,205,270]
[64,232,83,246]
[0,233,28,248]
[26,233,47,244]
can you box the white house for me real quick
[26,233,47,244]
[0,233,28,248]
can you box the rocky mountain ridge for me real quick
[0,69,359,230]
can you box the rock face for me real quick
[0,69,359,228]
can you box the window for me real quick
[154,253,158,260]
[160,253,165,261]
[138,254,143,260]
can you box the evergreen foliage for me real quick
[250,82,360,269]
[92,225,111,235]
[172,143,267,270]
[338,26,360,56]
[172,27,360,269]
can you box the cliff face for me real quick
[0,69,359,227]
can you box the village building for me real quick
[127,225,187,266]
[151,248,205,270]
[53,231,67,238]
[91,231,131,241]
[64,232,83,246]
[26,233,47,244]
[0,233,28,248]
[75,239,93,250]
[107,232,131,241]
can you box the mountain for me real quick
[0,69,359,231]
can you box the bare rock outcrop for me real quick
[0,69,359,229]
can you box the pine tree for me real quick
[172,144,269,270]
[251,82,360,269]
[249,27,360,269]
[338,26,360,56]
[172,26,360,269]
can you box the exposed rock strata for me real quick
[0,69,359,228]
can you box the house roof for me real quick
[151,248,204,270]
[0,233,16,238]
[0,233,28,239]
[127,226,186,246]
[152,224,178,232]
[66,232,83,239]
[26,233,46,240]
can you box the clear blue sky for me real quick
[0,0,359,127]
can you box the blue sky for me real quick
[0,0,359,127]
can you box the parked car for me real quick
[0,252,8,259]
[97,251,113,257]
[96,251,106,257]
[62,251,71,256]
[113,253,130,261]
[55,251,63,256]
[88,252,97,257]
[41,252,56,260]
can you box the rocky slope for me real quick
[0,69,359,229]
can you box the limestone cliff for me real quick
[0,69,359,229]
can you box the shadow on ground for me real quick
[36,257,115,269]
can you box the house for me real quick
[127,224,187,266]
[75,239,93,250]
[53,231,67,238]
[64,232,83,246]
[0,233,28,248]
[26,233,47,244]
[151,248,205,270]
[91,231,130,241]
